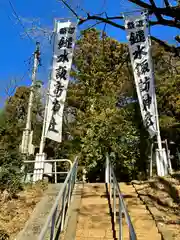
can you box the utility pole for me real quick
[33,21,59,182]
[20,42,40,156]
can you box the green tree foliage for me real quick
[62,29,141,181]
[1,29,180,186]
[0,86,43,194]
[0,86,43,149]
[152,44,180,144]
[0,149,23,196]
[60,29,180,180]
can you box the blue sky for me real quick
[0,0,179,107]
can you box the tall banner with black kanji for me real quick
[124,13,157,137]
[45,21,76,142]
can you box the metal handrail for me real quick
[23,159,72,183]
[38,156,78,240]
[105,153,137,240]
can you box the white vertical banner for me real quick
[124,13,157,137]
[45,21,76,142]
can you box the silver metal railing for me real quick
[23,159,72,183]
[105,153,137,240]
[38,156,78,240]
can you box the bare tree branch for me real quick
[79,14,124,30]
[5,78,19,98]
[60,0,80,19]
[129,0,180,19]
[150,19,180,28]
[59,0,180,56]
[163,0,171,8]
[149,0,163,22]
[85,21,105,31]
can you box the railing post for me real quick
[67,174,72,207]
[61,186,67,231]
[72,168,76,190]
[38,158,78,240]
[108,167,111,201]
[50,206,57,240]
[113,182,116,224]
[104,156,137,240]
[54,161,57,184]
[75,161,78,182]
[119,199,122,240]
[105,153,110,184]
[72,161,78,193]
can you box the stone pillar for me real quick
[33,153,47,182]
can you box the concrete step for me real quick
[62,182,162,240]
[116,183,161,240]
[16,184,63,240]
[75,183,114,240]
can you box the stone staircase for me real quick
[133,176,180,240]
[118,183,161,240]
[75,183,114,240]
[61,183,162,240]
[15,181,171,239]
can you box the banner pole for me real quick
[147,13,167,176]
[154,92,164,176]
[39,19,57,154]
[124,11,167,176]
[33,20,58,182]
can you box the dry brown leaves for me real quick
[0,181,47,240]
[134,174,180,240]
